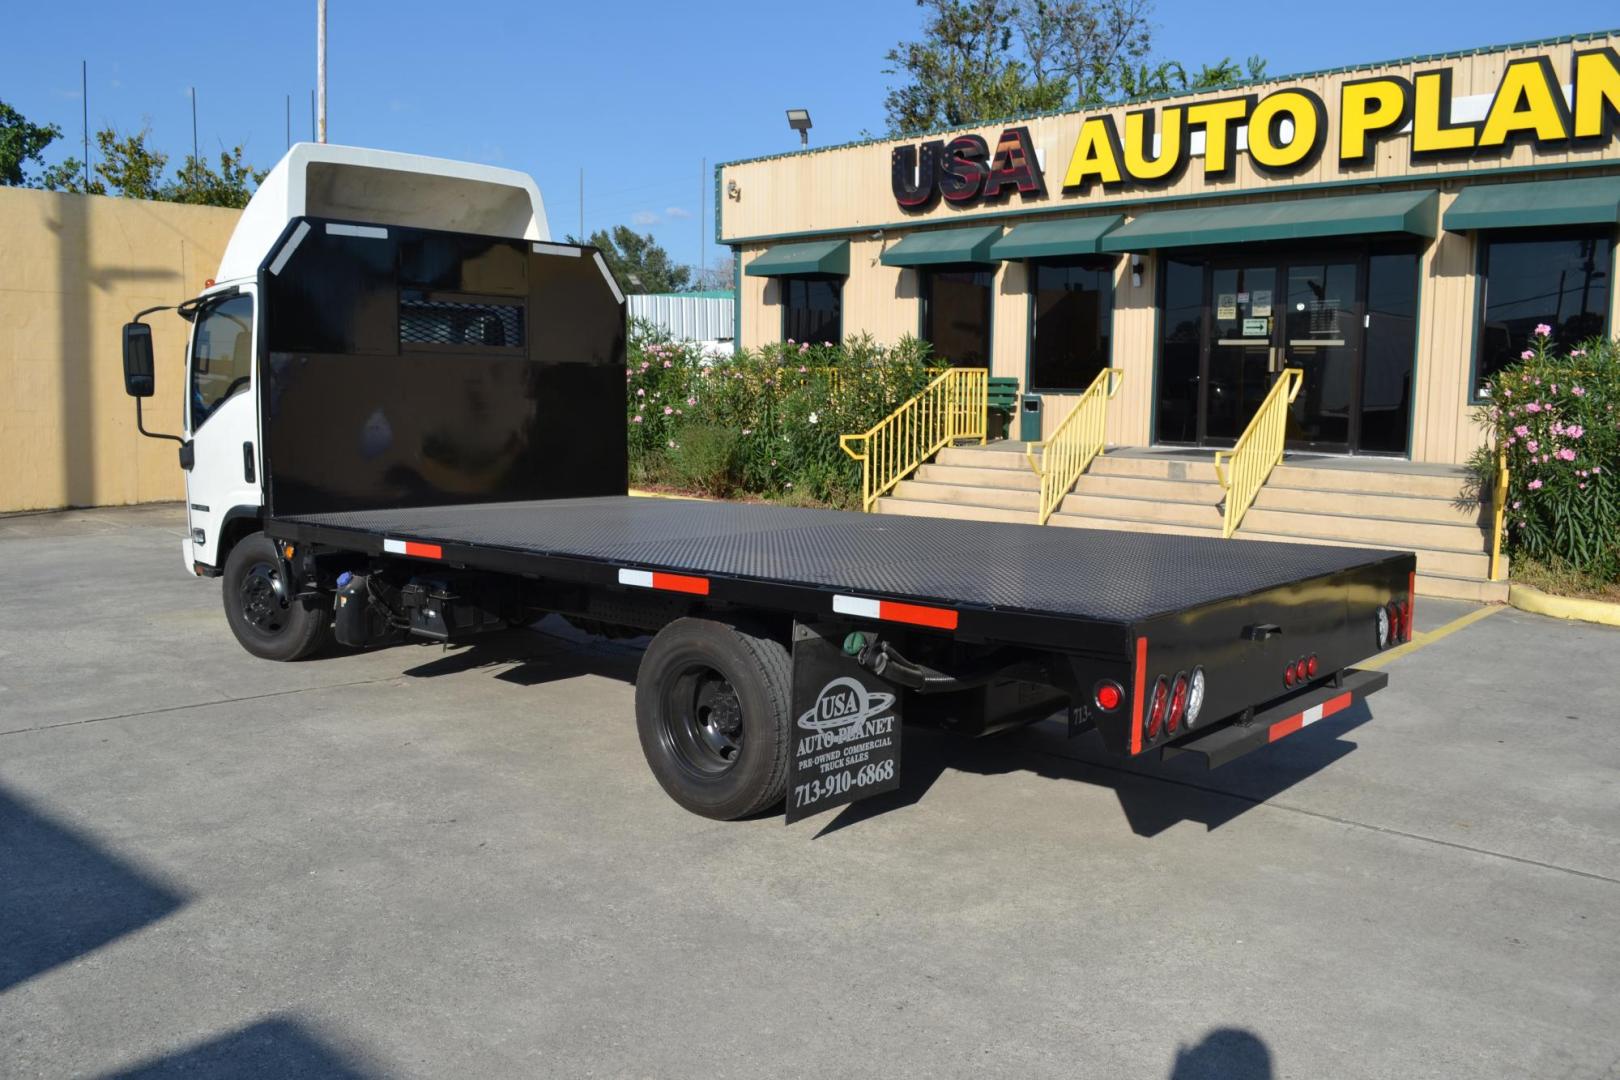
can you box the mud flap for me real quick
[785,622,903,825]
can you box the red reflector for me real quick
[1307,654,1319,677]
[1284,665,1296,688]
[1094,681,1123,712]
[880,599,958,630]
[1167,672,1188,733]
[650,571,710,596]
[1147,676,1169,739]
[1295,658,1310,682]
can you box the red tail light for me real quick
[1306,654,1319,677]
[1167,672,1189,733]
[1284,664,1297,688]
[1147,676,1169,739]
[1094,680,1123,712]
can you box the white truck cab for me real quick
[120,142,550,574]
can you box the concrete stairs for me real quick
[876,442,1507,603]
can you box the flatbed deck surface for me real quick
[278,496,1403,624]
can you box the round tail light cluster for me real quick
[1283,654,1319,688]
[1376,598,1414,650]
[1141,667,1205,743]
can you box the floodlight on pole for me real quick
[786,108,812,147]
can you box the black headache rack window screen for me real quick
[260,219,628,517]
[399,292,526,350]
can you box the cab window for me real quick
[190,294,255,430]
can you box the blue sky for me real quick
[6,1,1616,277]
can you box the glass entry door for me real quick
[1280,259,1362,451]
[1206,265,1278,442]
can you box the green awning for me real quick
[1444,177,1620,231]
[1099,190,1439,252]
[989,215,1124,260]
[745,239,850,277]
[880,225,1003,267]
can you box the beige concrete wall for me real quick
[0,188,240,512]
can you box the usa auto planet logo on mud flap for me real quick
[796,676,896,755]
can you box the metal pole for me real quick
[286,94,291,148]
[310,90,315,141]
[699,157,705,286]
[81,60,89,189]
[317,0,327,143]
[578,168,584,241]
[190,87,199,184]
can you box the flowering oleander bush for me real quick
[1473,329,1620,581]
[626,321,936,507]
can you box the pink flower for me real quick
[1525,402,1543,414]
[663,406,673,415]
[1567,425,1584,439]
[632,414,643,424]
[1520,349,1535,360]
[1580,482,1588,490]
[1556,448,1577,461]
[1526,440,1539,453]
[1511,500,1521,510]
[636,387,645,397]
[1551,384,1559,394]
[798,365,808,373]
[1573,386,1586,397]
[1571,349,1586,358]
[1534,323,1552,337]
[1528,479,1543,489]
[1514,425,1529,437]
[1592,466,1602,474]
[686,397,697,406]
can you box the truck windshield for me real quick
[190,294,255,431]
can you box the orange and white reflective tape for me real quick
[383,538,442,560]
[1268,690,1352,743]
[617,568,710,596]
[832,594,958,631]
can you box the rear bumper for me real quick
[1160,668,1387,768]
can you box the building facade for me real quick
[717,31,1620,465]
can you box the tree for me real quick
[882,0,1267,134]
[40,125,267,207]
[570,225,692,294]
[0,101,63,187]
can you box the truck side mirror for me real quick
[123,322,156,398]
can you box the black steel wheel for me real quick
[222,531,332,661]
[635,618,791,820]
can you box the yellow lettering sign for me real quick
[1184,97,1250,176]
[1248,89,1326,170]
[1122,107,1185,182]
[1411,71,1476,156]
[1478,57,1570,147]
[1340,77,1411,162]
[1573,47,1620,140]
[1062,117,1123,190]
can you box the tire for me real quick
[635,618,792,820]
[222,532,333,661]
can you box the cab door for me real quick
[183,287,261,569]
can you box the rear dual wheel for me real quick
[635,618,792,820]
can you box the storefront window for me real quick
[1028,259,1114,391]
[1155,258,1204,444]
[921,267,993,366]
[782,276,842,346]
[1474,230,1613,399]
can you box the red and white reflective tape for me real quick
[1267,690,1352,743]
[832,594,958,631]
[383,538,442,560]
[617,568,710,596]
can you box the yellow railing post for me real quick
[1211,368,1303,538]
[1489,443,1509,582]
[840,367,988,512]
[1023,368,1124,525]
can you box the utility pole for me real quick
[317,0,328,143]
[699,157,705,287]
[81,61,89,190]
[578,168,584,241]
[190,87,199,185]
[286,94,291,148]
[310,90,316,141]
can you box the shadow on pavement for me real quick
[96,1017,378,1079]
[1168,1027,1274,1080]
[816,701,1372,839]
[0,786,188,993]
[398,625,640,687]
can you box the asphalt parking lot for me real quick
[3,504,1619,1079]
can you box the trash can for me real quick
[1019,393,1043,442]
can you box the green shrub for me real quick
[1474,332,1620,581]
[626,322,937,507]
[667,424,741,496]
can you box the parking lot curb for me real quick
[1508,584,1620,628]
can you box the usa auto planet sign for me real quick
[787,626,903,824]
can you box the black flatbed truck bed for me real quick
[137,213,1416,824]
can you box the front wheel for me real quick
[635,618,792,820]
[222,532,332,661]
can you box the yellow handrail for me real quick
[840,367,988,512]
[1212,369,1303,538]
[1489,443,1509,582]
[1023,368,1125,525]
